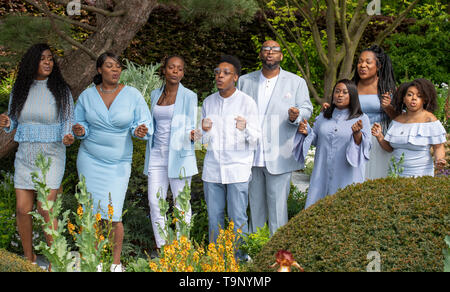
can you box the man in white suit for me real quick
[237,40,313,235]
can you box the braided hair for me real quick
[9,43,72,122]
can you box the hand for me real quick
[371,123,383,139]
[62,133,75,146]
[321,102,330,112]
[298,118,308,135]
[380,92,392,109]
[351,120,363,133]
[202,118,212,132]
[235,116,246,131]
[134,124,148,138]
[72,123,85,137]
[435,158,447,170]
[190,129,202,141]
[288,107,300,122]
[0,114,11,128]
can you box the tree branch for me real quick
[27,0,98,60]
[38,6,98,31]
[374,0,420,45]
[49,0,126,17]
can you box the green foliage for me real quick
[0,248,45,272]
[0,15,71,67]
[0,72,14,114]
[388,152,405,178]
[384,10,449,86]
[30,154,76,272]
[119,59,163,106]
[176,0,259,30]
[444,236,450,272]
[0,171,15,250]
[250,176,450,272]
[287,183,307,219]
[241,224,270,259]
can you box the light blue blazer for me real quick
[143,83,198,178]
[237,68,313,175]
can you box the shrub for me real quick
[0,248,45,272]
[250,176,450,272]
[0,171,15,250]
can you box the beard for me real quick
[262,58,281,70]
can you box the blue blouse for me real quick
[4,79,74,142]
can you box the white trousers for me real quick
[148,156,192,248]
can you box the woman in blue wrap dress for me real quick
[73,52,152,271]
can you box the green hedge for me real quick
[250,176,450,272]
[0,249,45,272]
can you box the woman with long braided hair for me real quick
[0,43,74,265]
[353,45,399,179]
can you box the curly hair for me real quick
[393,78,438,113]
[9,43,72,122]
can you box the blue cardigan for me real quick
[143,83,198,178]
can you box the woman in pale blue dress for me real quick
[73,52,152,271]
[0,44,74,264]
[294,79,371,209]
[322,46,399,179]
[371,79,447,177]
[354,45,399,179]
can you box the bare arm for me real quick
[371,123,393,152]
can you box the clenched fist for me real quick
[72,123,85,137]
[0,114,11,128]
[351,119,363,133]
[202,118,212,132]
[235,116,246,131]
[134,124,148,138]
[63,134,75,146]
[288,107,300,122]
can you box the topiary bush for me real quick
[250,176,450,272]
[0,249,45,272]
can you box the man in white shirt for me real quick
[201,55,261,256]
[237,40,313,236]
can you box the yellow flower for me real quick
[67,221,75,235]
[95,213,102,222]
[107,204,114,219]
[77,205,83,217]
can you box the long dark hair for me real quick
[393,78,438,113]
[9,43,72,121]
[92,52,123,85]
[353,45,396,130]
[324,79,363,120]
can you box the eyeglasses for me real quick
[261,46,282,52]
[214,68,235,76]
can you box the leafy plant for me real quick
[444,236,450,272]
[241,224,270,260]
[388,152,405,178]
[0,171,15,249]
[119,59,163,106]
[30,153,114,272]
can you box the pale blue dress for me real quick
[74,86,153,221]
[359,94,392,179]
[3,79,74,189]
[293,109,371,209]
[384,120,446,177]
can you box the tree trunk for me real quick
[60,0,158,98]
[0,0,157,159]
